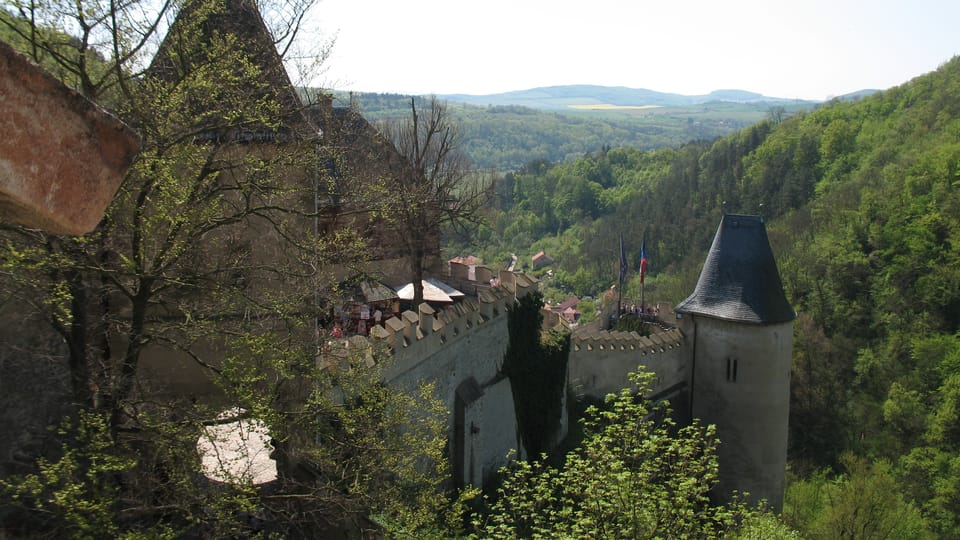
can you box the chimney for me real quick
[475,266,494,284]
[449,261,469,280]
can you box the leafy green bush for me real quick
[473,370,777,538]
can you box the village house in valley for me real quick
[531,250,553,269]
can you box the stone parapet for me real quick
[322,269,536,383]
[568,326,687,401]
[571,327,683,354]
[378,288,510,382]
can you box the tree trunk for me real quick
[66,268,92,406]
[412,246,425,306]
[109,280,151,430]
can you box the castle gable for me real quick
[149,0,309,136]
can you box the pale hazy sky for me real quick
[305,0,958,101]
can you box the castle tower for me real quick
[675,214,795,510]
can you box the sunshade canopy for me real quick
[396,279,464,302]
[360,280,399,303]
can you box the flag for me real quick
[619,234,627,283]
[639,238,648,284]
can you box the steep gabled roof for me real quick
[149,0,306,130]
[675,214,795,324]
[550,296,579,312]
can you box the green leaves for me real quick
[476,370,763,539]
[784,456,935,539]
[1,411,137,539]
[502,291,569,457]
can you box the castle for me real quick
[0,0,795,516]
[337,213,794,510]
[570,213,794,509]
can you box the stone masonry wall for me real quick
[323,268,538,487]
[568,327,688,402]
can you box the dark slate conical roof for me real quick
[675,214,795,324]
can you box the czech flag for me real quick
[640,239,648,283]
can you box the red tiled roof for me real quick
[547,296,579,313]
[449,255,482,266]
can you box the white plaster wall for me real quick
[464,378,524,487]
[685,315,792,510]
[384,312,521,487]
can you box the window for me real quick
[726,357,738,382]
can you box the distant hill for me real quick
[330,89,819,171]
[438,85,817,110]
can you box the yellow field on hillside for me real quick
[567,104,663,110]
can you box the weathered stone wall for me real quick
[0,312,72,477]
[0,41,139,234]
[569,314,792,510]
[455,376,519,487]
[680,314,792,510]
[568,327,687,401]
[382,295,520,481]
[383,299,508,395]
[326,269,538,488]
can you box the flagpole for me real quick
[639,236,647,318]
[618,281,623,326]
[641,280,645,318]
[618,234,626,327]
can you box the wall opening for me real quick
[726,357,738,382]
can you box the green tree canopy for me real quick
[474,370,777,539]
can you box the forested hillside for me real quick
[340,91,811,171]
[437,85,808,109]
[460,56,960,536]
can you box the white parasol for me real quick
[395,279,461,302]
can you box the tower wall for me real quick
[682,314,792,510]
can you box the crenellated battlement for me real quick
[322,267,538,383]
[316,266,539,488]
[571,327,684,355]
[568,326,687,402]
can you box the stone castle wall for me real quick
[679,314,793,510]
[377,296,519,487]
[324,267,538,487]
[568,326,688,402]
